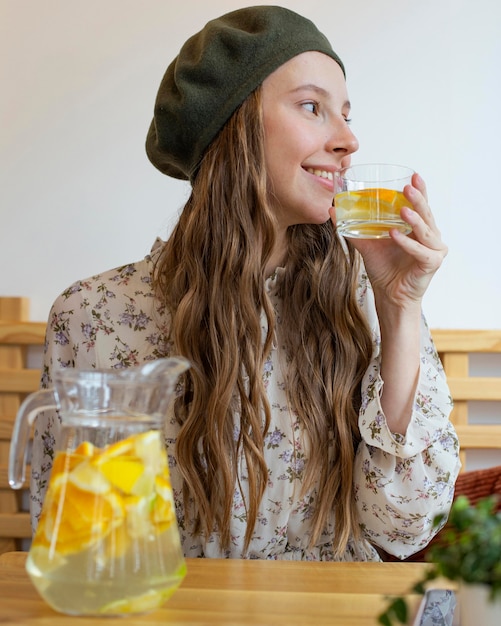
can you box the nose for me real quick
[327,118,359,159]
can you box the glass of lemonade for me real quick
[334,163,414,238]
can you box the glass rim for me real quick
[336,163,415,184]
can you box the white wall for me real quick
[1,0,500,327]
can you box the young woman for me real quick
[31,5,460,561]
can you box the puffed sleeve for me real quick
[353,270,461,559]
[30,281,97,531]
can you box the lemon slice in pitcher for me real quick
[97,456,145,494]
[99,588,174,615]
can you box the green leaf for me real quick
[377,613,392,626]
[392,597,408,622]
[377,597,408,625]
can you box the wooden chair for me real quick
[381,329,501,562]
[431,329,501,468]
[0,298,46,553]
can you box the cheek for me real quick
[264,125,307,172]
[263,130,289,181]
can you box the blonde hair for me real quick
[153,87,373,556]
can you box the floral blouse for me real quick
[31,239,460,561]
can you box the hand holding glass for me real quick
[334,163,414,239]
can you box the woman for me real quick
[32,5,460,561]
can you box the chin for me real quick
[307,213,332,226]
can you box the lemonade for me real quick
[335,188,411,238]
[26,429,186,616]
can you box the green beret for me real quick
[145,5,344,181]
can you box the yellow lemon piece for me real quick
[94,438,135,463]
[98,457,145,494]
[365,188,400,205]
[133,430,161,457]
[124,494,154,538]
[133,431,166,472]
[154,474,173,500]
[41,480,125,555]
[62,482,123,524]
[151,496,174,532]
[99,588,172,615]
[69,460,111,494]
[55,524,108,555]
[353,188,406,214]
[103,490,126,520]
[50,450,83,479]
[150,475,175,533]
[74,441,99,457]
[28,544,67,573]
[44,487,109,556]
[130,468,155,497]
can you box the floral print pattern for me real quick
[31,239,460,561]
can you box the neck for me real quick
[265,229,287,278]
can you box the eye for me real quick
[302,101,319,115]
[344,116,353,125]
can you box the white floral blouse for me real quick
[31,239,460,561]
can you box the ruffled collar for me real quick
[265,267,285,298]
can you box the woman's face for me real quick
[261,51,358,229]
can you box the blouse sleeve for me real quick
[30,281,97,531]
[354,270,461,559]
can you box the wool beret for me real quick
[145,5,344,181]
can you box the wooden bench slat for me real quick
[433,329,501,353]
[0,369,41,393]
[0,466,31,490]
[455,424,501,448]
[0,512,31,538]
[0,321,46,345]
[448,377,501,401]
[0,416,16,440]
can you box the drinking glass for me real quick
[334,163,414,238]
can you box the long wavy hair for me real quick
[153,87,373,556]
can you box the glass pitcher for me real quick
[9,357,190,617]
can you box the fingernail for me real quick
[402,205,415,219]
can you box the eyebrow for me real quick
[290,83,351,110]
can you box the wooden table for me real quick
[0,551,430,625]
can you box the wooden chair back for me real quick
[432,329,501,468]
[0,297,46,553]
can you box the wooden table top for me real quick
[0,551,430,625]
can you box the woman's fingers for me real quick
[411,172,428,201]
[402,176,446,254]
[391,207,447,273]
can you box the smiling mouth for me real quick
[306,168,333,181]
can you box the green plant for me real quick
[378,495,501,626]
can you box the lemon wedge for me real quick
[69,460,111,494]
[27,544,68,574]
[98,457,145,494]
[99,588,172,614]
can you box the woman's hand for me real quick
[331,172,448,309]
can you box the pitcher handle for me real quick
[9,389,58,489]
